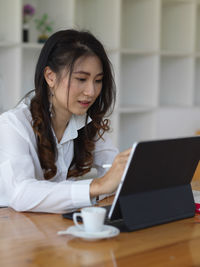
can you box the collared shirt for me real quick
[0,101,118,213]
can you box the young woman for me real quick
[0,29,131,213]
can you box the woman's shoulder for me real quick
[0,102,34,142]
[0,101,31,123]
[0,91,34,123]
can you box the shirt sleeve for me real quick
[0,121,93,213]
[93,131,119,177]
[92,132,119,201]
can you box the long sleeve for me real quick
[0,120,93,213]
[92,132,119,201]
[93,132,119,178]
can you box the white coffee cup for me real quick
[73,207,106,233]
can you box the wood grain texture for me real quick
[1,189,200,267]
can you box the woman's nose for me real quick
[83,82,95,97]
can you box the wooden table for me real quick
[1,189,200,267]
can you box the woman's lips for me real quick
[78,101,91,107]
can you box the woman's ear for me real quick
[44,66,56,89]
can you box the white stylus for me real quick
[102,164,112,169]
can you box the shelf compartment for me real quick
[22,42,43,49]
[196,3,200,52]
[156,107,200,139]
[107,51,121,109]
[109,112,120,147]
[0,47,21,110]
[121,49,158,56]
[22,0,74,43]
[118,112,156,151]
[0,41,19,48]
[120,54,159,107]
[21,48,41,97]
[0,0,21,43]
[159,56,194,106]
[194,58,200,105]
[119,106,156,114]
[163,0,195,3]
[161,0,195,53]
[121,0,160,51]
[74,0,120,50]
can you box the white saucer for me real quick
[58,225,120,241]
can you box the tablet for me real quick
[108,136,198,228]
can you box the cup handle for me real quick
[73,212,84,230]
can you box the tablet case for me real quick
[118,184,195,231]
[109,137,199,231]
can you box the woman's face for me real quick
[47,55,103,119]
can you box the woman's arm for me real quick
[0,119,93,213]
[90,148,131,198]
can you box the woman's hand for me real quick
[90,148,132,198]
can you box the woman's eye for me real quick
[96,79,103,84]
[76,78,86,82]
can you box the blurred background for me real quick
[1,0,200,151]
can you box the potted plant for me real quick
[35,14,54,43]
[22,4,35,42]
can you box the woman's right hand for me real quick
[90,148,132,198]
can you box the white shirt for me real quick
[0,101,118,213]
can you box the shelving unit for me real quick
[121,0,160,52]
[1,0,200,151]
[195,58,200,104]
[159,55,194,106]
[120,54,159,108]
[161,0,195,53]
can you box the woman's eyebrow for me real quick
[96,72,104,77]
[73,71,90,75]
[73,71,104,76]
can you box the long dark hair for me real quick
[30,29,116,179]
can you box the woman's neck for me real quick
[51,110,72,143]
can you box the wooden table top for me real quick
[1,188,200,267]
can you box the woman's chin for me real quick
[73,110,87,116]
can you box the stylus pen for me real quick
[102,164,112,169]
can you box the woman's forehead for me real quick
[73,55,103,73]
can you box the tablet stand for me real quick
[118,184,195,232]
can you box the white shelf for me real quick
[0,0,21,43]
[121,49,158,56]
[196,52,200,58]
[119,112,156,151]
[161,0,195,53]
[196,3,200,52]
[74,0,120,50]
[119,106,156,114]
[120,54,159,107]
[21,48,41,96]
[160,50,193,56]
[159,56,194,106]
[156,107,200,139]
[107,51,121,106]
[23,0,75,43]
[162,0,195,5]
[121,0,160,51]
[0,41,19,48]
[21,42,43,49]
[1,0,200,151]
[194,58,200,105]
[0,46,21,110]
[0,42,43,49]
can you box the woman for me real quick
[0,29,131,213]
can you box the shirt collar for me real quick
[21,98,92,145]
[59,114,92,144]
